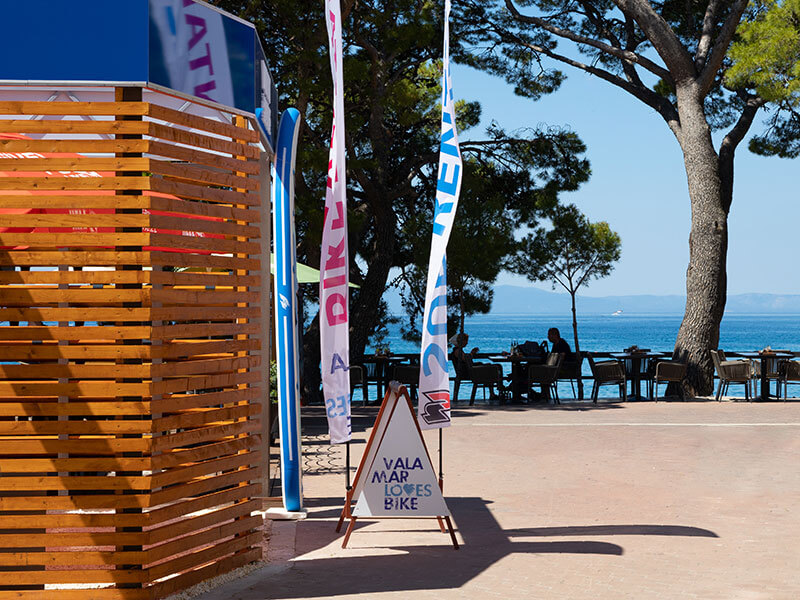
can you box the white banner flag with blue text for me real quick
[321,0,351,444]
[418,0,462,430]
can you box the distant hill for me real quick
[385,285,800,315]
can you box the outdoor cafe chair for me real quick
[349,365,368,406]
[453,357,503,405]
[391,364,421,402]
[527,352,563,403]
[587,355,627,402]
[647,361,687,401]
[557,352,584,399]
[710,349,754,401]
[778,360,800,400]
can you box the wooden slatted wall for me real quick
[0,93,267,599]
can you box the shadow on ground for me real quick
[215,497,717,599]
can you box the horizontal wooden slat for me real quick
[147,501,258,545]
[147,140,260,175]
[0,437,151,456]
[0,138,150,155]
[0,232,152,246]
[0,306,258,322]
[0,420,153,436]
[152,405,259,435]
[0,363,151,379]
[147,193,260,221]
[147,483,258,528]
[0,326,152,341]
[153,548,261,599]
[0,101,148,116]
[0,492,150,511]
[0,157,150,172]
[149,176,260,207]
[149,159,258,192]
[152,421,260,454]
[0,589,149,599]
[0,119,149,135]
[149,466,261,506]
[147,531,260,581]
[0,549,148,567]
[153,370,260,395]
[0,400,151,416]
[154,387,259,413]
[147,122,259,159]
[149,214,261,239]
[153,437,257,470]
[146,103,259,143]
[0,213,148,227]
[0,510,146,528]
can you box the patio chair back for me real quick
[587,355,627,403]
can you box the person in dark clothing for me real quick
[548,327,572,359]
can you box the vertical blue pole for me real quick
[272,108,303,512]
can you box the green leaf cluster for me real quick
[727,0,800,104]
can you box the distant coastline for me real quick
[385,285,800,316]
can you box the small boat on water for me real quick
[612,309,623,316]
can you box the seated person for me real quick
[548,327,573,359]
[451,332,476,374]
[451,333,504,401]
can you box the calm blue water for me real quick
[362,314,800,401]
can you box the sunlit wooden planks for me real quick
[0,94,266,598]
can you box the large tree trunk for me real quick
[672,88,728,397]
[348,198,397,357]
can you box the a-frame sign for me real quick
[336,382,458,549]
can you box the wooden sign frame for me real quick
[335,382,458,549]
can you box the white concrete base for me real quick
[264,507,308,521]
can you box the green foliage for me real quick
[511,203,620,354]
[513,204,621,297]
[396,127,590,341]
[727,0,800,104]
[727,0,800,157]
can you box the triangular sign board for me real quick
[352,386,449,517]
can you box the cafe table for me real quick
[737,350,794,400]
[354,354,408,400]
[610,350,667,400]
[488,354,545,403]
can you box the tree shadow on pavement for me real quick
[212,497,717,599]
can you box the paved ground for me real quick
[197,399,800,600]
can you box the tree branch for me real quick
[493,26,681,135]
[697,0,748,97]
[695,0,720,71]
[504,0,672,82]
[613,0,696,81]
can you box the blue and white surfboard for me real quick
[272,108,303,512]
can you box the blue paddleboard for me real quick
[272,108,303,512]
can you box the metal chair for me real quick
[647,361,687,401]
[391,364,420,402]
[710,349,754,401]
[349,365,368,405]
[469,363,504,405]
[453,354,503,405]
[778,360,800,400]
[556,353,584,399]
[527,352,563,403]
[587,355,627,402]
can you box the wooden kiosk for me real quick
[0,2,276,597]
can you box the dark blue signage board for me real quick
[0,0,277,150]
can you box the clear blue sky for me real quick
[452,64,798,297]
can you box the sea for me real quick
[363,313,800,401]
